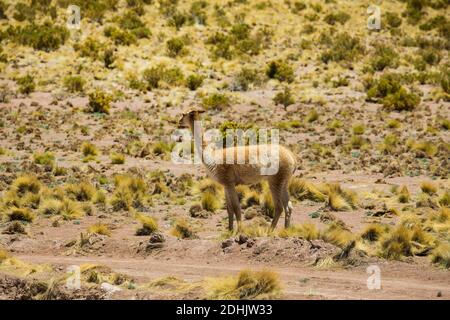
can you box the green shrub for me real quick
[370,45,399,71]
[7,21,69,52]
[74,37,103,59]
[64,76,85,93]
[17,74,35,95]
[366,73,402,101]
[119,10,151,38]
[420,48,441,66]
[103,48,116,69]
[57,0,119,23]
[0,1,8,19]
[320,32,363,64]
[202,93,231,110]
[231,22,251,40]
[87,90,112,114]
[385,12,402,28]
[104,26,137,46]
[186,74,204,90]
[382,87,421,111]
[324,12,350,25]
[291,1,307,13]
[234,68,262,91]
[273,87,295,109]
[166,37,187,57]
[143,66,163,89]
[266,60,294,83]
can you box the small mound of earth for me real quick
[0,274,106,300]
[221,237,340,265]
[135,234,350,266]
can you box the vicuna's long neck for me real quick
[188,119,215,172]
[189,119,205,162]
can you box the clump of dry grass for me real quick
[379,225,413,260]
[260,184,274,218]
[430,242,450,269]
[321,222,354,248]
[110,174,149,211]
[278,223,320,240]
[110,152,125,164]
[171,219,196,239]
[201,192,222,212]
[360,224,390,242]
[289,178,327,202]
[397,185,410,203]
[420,181,438,195]
[205,269,281,300]
[11,175,41,196]
[321,183,357,211]
[135,213,158,235]
[81,142,99,158]
[88,223,111,236]
[0,248,10,263]
[6,207,35,222]
[64,182,97,202]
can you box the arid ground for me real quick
[0,0,449,300]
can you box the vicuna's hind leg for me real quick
[281,182,292,228]
[268,181,284,231]
[225,186,242,231]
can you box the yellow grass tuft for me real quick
[430,242,450,269]
[11,175,41,196]
[88,223,111,236]
[321,223,354,248]
[201,192,222,212]
[6,207,35,222]
[397,185,410,203]
[194,178,224,197]
[81,141,98,157]
[135,213,158,235]
[171,219,195,239]
[278,223,320,240]
[289,178,327,202]
[360,223,390,242]
[205,269,281,300]
[110,152,125,164]
[379,225,413,260]
[420,181,438,195]
[64,182,97,202]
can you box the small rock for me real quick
[236,234,248,245]
[221,238,234,249]
[101,283,121,294]
[437,291,442,297]
[149,232,165,244]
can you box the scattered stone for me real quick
[221,238,234,249]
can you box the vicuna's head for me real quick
[178,108,205,129]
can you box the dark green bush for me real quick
[320,32,363,64]
[385,12,402,28]
[57,0,119,23]
[0,1,7,19]
[291,1,307,13]
[87,90,112,113]
[324,12,350,25]
[64,76,85,93]
[382,87,420,111]
[370,45,399,71]
[104,26,137,45]
[366,73,402,101]
[420,48,442,65]
[186,74,204,90]
[166,37,187,57]
[273,87,295,109]
[7,22,69,52]
[74,37,103,59]
[17,74,35,95]
[202,93,231,110]
[266,60,294,83]
[234,67,262,91]
[103,48,116,69]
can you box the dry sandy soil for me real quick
[0,0,449,300]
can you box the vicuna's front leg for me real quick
[225,186,242,231]
[268,181,284,231]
